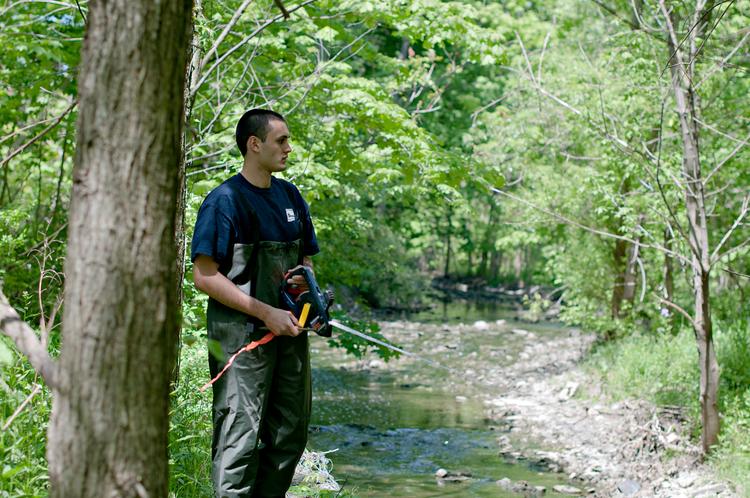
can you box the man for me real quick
[191,109,319,497]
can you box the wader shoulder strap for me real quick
[246,206,262,298]
[280,180,305,266]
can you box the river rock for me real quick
[617,479,640,496]
[497,478,545,495]
[557,382,579,401]
[435,469,472,482]
[677,473,697,488]
[553,484,584,495]
[692,483,727,497]
[497,477,513,491]
[473,320,490,330]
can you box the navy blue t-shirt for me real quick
[191,174,319,275]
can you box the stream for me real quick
[308,297,577,497]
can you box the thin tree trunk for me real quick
[172,0,203,385]
[622,226,641,304]
[489,250,501,282]
[479,201,497,277]
[47,2,194,497]
[444,205,452,278]
[514,249,524,288]
[611,237,628,318]
[661,0,719,453]
[663,226,675,320]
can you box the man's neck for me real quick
[240,163,272,188]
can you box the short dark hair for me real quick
[235,109,286,157]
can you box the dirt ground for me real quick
[372,319,740,498]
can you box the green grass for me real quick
[0,354,50,498]
[169,340,214,497]
[586,326,701,410]
[586,320,750,496]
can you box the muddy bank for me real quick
[365,319,739,498]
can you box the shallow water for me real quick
[309,297,575,497]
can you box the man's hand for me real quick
[285,264,313,292]
[194,255,303,337]
[260,306,302,337]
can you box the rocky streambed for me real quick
[309,312,739,497]
[373,318,740,498]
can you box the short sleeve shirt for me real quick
[191,174,320,276]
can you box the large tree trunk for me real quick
[661,0,719,453]
[47,2,194,497]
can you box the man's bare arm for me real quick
[193,254,301,336]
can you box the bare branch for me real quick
[722,267,750,279]
[704,129,750,184]
[537,31,551,85]
[470,95,507,125]
[695,117,748,144]
[654,292,697,328]
[273,0,290,18]
[287,26,376,115]
[0,100,77,171]
[2,384,42,431]
[712,190,750,266]
[695,30,750,88]
[190,0,318,97]
[0,0,77,17]
[490,186,693,266]
[0,112,72,146]
[0,290,57,388]
[199,0,255,72]
[590,0,667,40]
[658,0,689,79]
[637,256,647,303]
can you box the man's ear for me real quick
[247,135,261,153]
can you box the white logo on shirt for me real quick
[286,208,296,222]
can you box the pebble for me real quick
[691,483,726,497]
[553,484,584,495]
[678,474,697,488]
[497,477,513,490]
[617,479,640,496]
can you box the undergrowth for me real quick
[586,320,750,495]
[1,337,346,497]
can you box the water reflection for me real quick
[309,296,572,497]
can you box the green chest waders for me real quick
[207,215,311,498]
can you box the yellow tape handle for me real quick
[299,303,311,328]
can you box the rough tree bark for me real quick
[46,1,194,497]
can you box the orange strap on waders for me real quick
[199,303,311,393]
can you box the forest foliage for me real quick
[1,0,749,495]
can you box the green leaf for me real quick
[0,339,14,367]
[206,339,225,362]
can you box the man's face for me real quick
[251,119,292,173]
